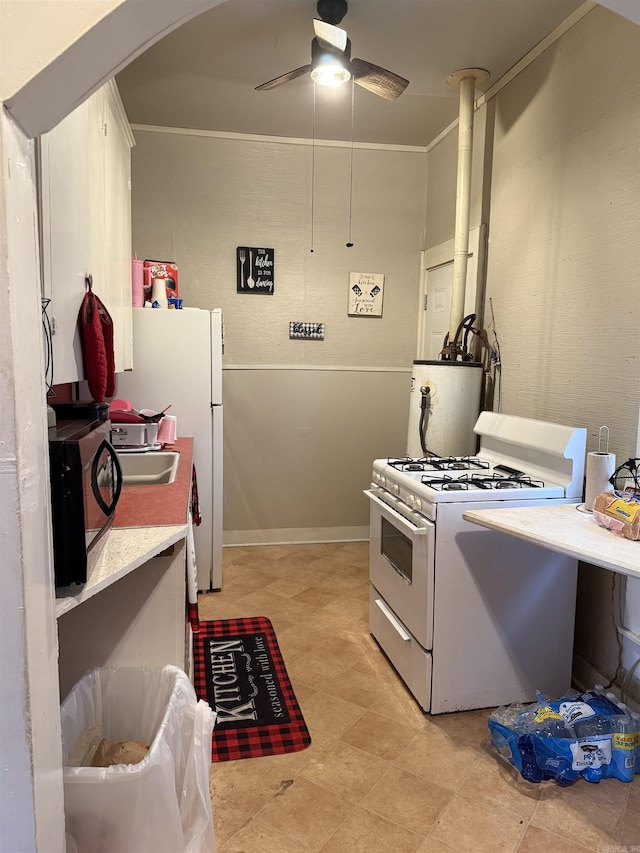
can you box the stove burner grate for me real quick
[388,455,490,472]
[418,472,548,492]
[421,475,471,491]
[387,457,431,472]
[427,456,490,471]
[460,473,546,490]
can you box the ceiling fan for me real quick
[255,0,409,101]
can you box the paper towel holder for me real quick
[579,424,615,514]
[597,425,610,455]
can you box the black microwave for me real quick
[48,418,122,588]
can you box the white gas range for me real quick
[366,411,587,715]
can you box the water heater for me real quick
[406,361,483,458]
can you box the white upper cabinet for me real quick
[101,83,135,374]
[39,80,135,386]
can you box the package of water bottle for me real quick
[488,687,639,786]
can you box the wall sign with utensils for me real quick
[237,247,275,294]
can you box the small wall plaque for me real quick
[237,247,274,294]
[348,272,384,316]
[289,322,325,340]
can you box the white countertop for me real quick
[463,504,639,579]
[55,524,187,617]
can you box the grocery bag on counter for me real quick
[488,689,639,786]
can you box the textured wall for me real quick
[422,6,640,692]
[424,104,489,251]
[131,130,426,367]
[484,6,640,687]
[130,129,426,537]
[485,5,639,466]
[223,368,411,540]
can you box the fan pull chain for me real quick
[346,78,355,247]
[310,83,316,253]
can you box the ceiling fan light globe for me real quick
[311,58,351,88]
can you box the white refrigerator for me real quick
[116,307,223,590]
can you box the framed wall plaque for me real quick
[237,247,274,294]
[348,272,384,316]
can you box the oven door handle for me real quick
[364,489,428,536]
[374,598,411,642]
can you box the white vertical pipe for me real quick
[449,73,476,343]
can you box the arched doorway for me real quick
[0,3,229,849]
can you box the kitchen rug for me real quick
[192,616,311,761]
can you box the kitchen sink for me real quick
[116,451,180,486]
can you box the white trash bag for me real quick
[60,666,216,853]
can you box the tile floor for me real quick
[198,542,640,853]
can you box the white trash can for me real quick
[60,665,216,853]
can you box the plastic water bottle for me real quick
[579,690,620,718]
[627,709,640,774]
[572,713,612,739]
[612,715,636,782]
[537,717,576,738]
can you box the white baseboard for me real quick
[223,526,369,547]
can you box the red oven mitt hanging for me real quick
[78,275,115,402]
[96,293,116,398]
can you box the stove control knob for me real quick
[379,475,386,487]
[391,483,400,496]
[413,497,422,511]
[406,494,415,508]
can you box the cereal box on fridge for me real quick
[143,260,179,300]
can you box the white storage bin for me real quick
[60,665,216,853]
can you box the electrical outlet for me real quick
[289,322,325,340]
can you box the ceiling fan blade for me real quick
[351,58,409,101]
[313,19,347,52]
[255,65,312,91]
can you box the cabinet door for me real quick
[88,91,107,300]
[39,98,92,384]
[39,81,134,386]
[103,83,134,373]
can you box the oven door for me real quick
[365,488,435,649]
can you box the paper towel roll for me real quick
[585,451,616,510]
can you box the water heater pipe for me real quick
[445,68,489,356]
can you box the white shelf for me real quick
[55,524,187,618]
[463,504,639,579]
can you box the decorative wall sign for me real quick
[289,322,325,340]
[237,247,274,294]
[348,272,384,316]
